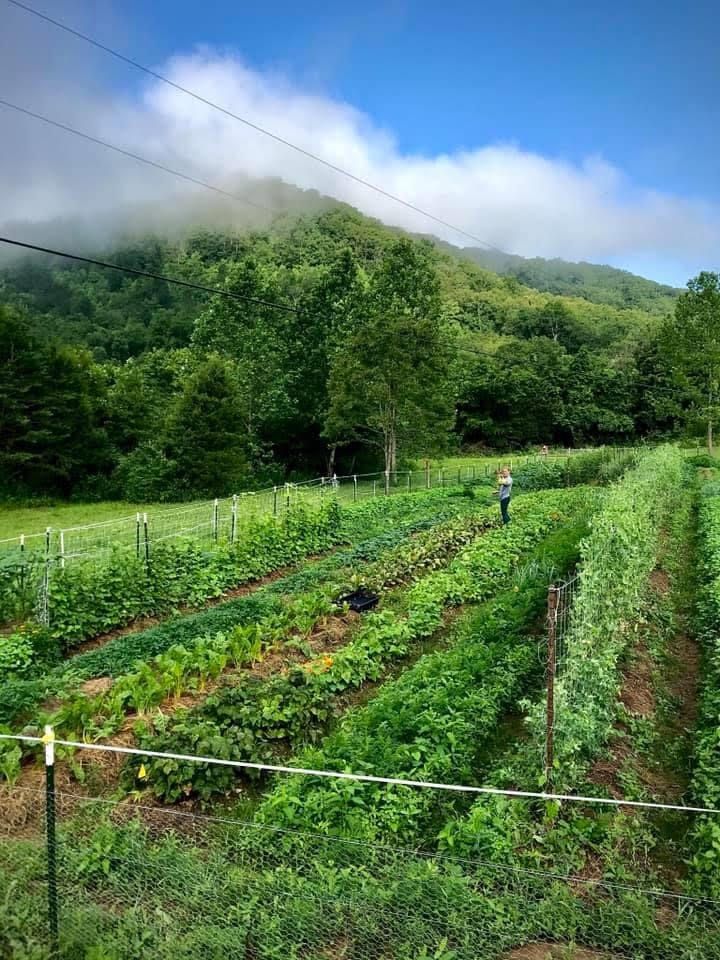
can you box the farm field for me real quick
[0,452,593,542]
[1,445,719,959]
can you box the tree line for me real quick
[0,207,717,500]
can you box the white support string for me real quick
[2,733,718,817]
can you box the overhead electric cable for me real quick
[0,236,298,312]
[0,97,275,215]
[0,237,513,362]
[5,0,505,253]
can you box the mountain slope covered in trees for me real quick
[0,203,695,500]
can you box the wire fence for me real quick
[0,463,520,566]
[1,732,719,959]
[543,573,580,782]
[1,456,562,631]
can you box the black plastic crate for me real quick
[337,589,379,613]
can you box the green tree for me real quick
[0,305,108,495]
[664,272,720,451]
[324,240,456,473]
[192,259,293,460]
[165,355,249,496]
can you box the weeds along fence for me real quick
[0,455,574,630]
[1,732,719,960]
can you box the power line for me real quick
[0,236,299,313]
[0,236,506,361]
[5,0,504,254]
[0,98,275,216]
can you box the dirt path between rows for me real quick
[588,567,700,805]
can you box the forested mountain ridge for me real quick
[438,244,680,316]
[0,203,696,500]
[0,204,661,362]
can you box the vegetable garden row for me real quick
[3,445,719,959]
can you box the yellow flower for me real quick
[322,655,334,669]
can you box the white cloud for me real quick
[1,19,718,278]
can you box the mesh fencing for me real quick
[1,777,719,960]
[0,460,524,628]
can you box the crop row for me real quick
[0,497,506,778]
[132,487,594,802]
[523,444,686,781]
[687,486,720,897]
[257,519,587,841]
[0,489,482,730]
[0,486,483,721]
[434,446,688,878]
[512,446,635,491]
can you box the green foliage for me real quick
[687,487,720,895]
[131,488,593,802]
[0,487,478,727]
[46,501,342,645]
[528,446,686,779]
[512,448,635,491]
[0,304,110,496]
[0,625,58,679]
[458,246,679,316]
[165,354,250,496]
[663,272,720,447]
[324,238,456,470]
[259,526,583,842]
[0,208,684,500]
[687,452,718,467]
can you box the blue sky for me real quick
[122,0,720,205]
[3,0,719,285]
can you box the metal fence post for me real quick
[230,495,238,544]
[143,513,150,571]
[135,513,141,559]
[273,486,278,517]
[425,460,430,489]
[212,498,219,542]
[19,534,25,594]
[353,475,358,502]
[43,725,60,959]
[546,586,559,784]
[41,527,51,628]
[58,531,65,570]
[373,479,377,497]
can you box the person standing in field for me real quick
[496,466,513,525]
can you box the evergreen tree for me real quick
[165,355,249,496]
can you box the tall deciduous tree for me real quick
[664,272,720,451]
[324,240,456,473]
[192,258,293,462]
